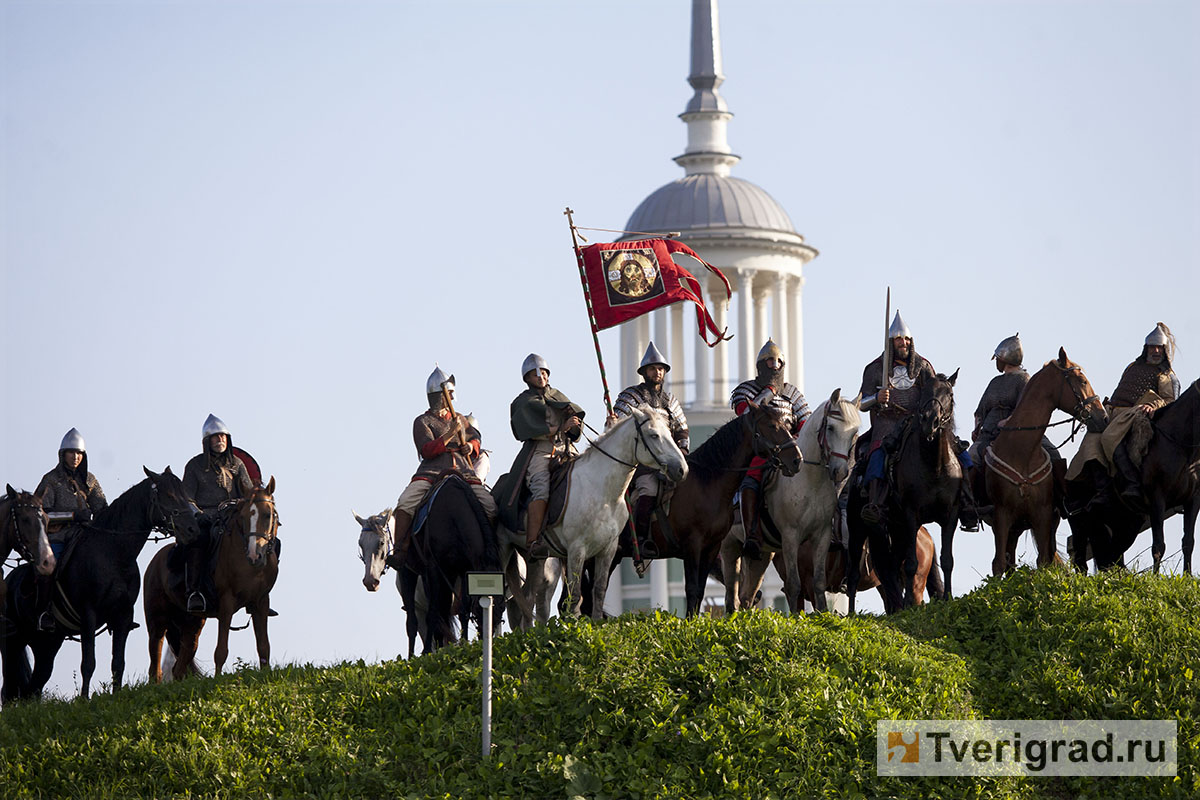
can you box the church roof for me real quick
[625,173,799,239]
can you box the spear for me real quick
[565,206,614,418]
[881,287,891,406]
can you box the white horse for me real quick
[723,389,861,613]
[499,405,688,621]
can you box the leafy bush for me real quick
[0,569,1195,799]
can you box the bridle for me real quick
[811,403,854,478]
[6,497,45,563]
[235,494,278,565]
[359,515,394,576]
[749,409,802,471]
[995,362,1104,445]
[918,387,955,443]
[147,482,197,538]
[585,413,672,471]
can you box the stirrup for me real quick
[527,539,549,561]
[861,503,883,524]
[187,592,207,614]
[742,534,764,561]
[37,611,56,632]
[638,538,658,559]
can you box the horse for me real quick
[144,478,279,682]
[983,349,1108,575]
[1067,379,1200,574]
[1,486,56,614]
[721,390,860,613]
[497,405,687,622]
[415,475,504,650]
[607,401,801,617]
[3,467,198,701]
[848,371,961,614]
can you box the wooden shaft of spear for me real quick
[565,206,614,418]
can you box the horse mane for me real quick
[687,413,749,484]
[89,476,153,534]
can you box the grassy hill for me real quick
[1,568,1196,799]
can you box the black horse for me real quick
[1067,379,1200,574]
[3,467,198,701]
[848,370,962,613]
[417,475,502,651]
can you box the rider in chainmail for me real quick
[610,342,690,560]
[32,428,108,631]
[730,339,810,560]
[856,312,936,524]
[181,414,254,614]
[1067,322,1180,507]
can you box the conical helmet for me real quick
[1145,323,1169,347]
[756,339,785,367]
[426,365,455,395]
[59,428,86,452]
[638,341,670,375]
[521,353,549,379]
[202,414,230,438]
[888,311,913,340]
[992,334,1023,366]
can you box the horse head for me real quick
[1055,347,1109,433]
[143,466,201,542]
[747,402,803,476]
[355,507,394,591]
[230,476,278,566]
[4,483,55,576]
[813,388,862,485]
[630,406,689,483]
[917,370,958,442]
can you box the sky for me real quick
[2,0,1197,698]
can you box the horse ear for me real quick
[852,391,863,409]
[163,466,175,476]
[143,466,160,481]
[5,483,15,497]
[1058,347,1069,367]
[265,476,276,494]
[353,511,366,526]
[948,368,959,386]
[829,387,841,405]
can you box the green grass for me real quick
[1,568,1196,799]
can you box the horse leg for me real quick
[939,520,956,599]
[742,553,770,610]
[563,548,585,618]
[1149,494,1168,574]
[503,550,534,629]
[147,617,166,684]
[589,541,621,621]
[1183,499,1198,576]
[721,533,742,614]
[110,620,133,692]
[28,636,65,700]
[902,527,920,610]
[250,597,271,669]
[214,606,235,675]
[778,529,806,614]
[174,618,205,681]
[846,525,863,616]
[991,506,1011,576]
[811,525,835,614]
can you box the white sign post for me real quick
[467,571,505,760]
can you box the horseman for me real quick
[967,334,1065,511]
[609,341,690,558]
[386,366,498,570]
[730,339,810,559]
[857,312,936,524]
[181,414,254,614]
[1067,322,1181,506]
[33,428,108,630]
[508,353,585,560]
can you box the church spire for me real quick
[675,0,740,177]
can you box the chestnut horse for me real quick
[145,478,279,682]
[1,486,56,613]
[615,402,802,617]
[983,349,1108,575]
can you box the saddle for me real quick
[413,472,477,535]
[492,458,577,534]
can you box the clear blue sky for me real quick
[3,0,1197,697]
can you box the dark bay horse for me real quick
[417,475,502,651]
[848,371,961,613]
[984,349,1108,575]
[3,467,198,701]
[1068,379,1200,574]
[144,478,279,681]
[618,402,802,617]
[1,486,56,614]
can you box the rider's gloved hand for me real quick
[73,508,92,523]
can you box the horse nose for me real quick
[363,577,379,592]
[38,554,56,576]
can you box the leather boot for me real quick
[385,510,414,570]
[35,575,56,632]
[861,479,888,524]
[740,486,763,560]
[1112,443,1143,506]
[633,495,658,558]
[525,499,550,560]
[958,474,982,532]
[185,542,208,614]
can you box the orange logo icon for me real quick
[887,731,919,763]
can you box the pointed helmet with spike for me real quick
[59,427,86,453]
[992,334,1023,367]
[202,414,230,438]
[638,341,670,376]
[756,339,785,367]
[426,365,455,395]
[888,311,913,340]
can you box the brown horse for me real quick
[616,403,802,617]
[775,524,942,609]
[145,478,279,681]
[983,349,1108,575]
[1,486,56,614]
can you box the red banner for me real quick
[578,238,732,346]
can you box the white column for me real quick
[711,276,729,403]
[669,303,685,402]
[789,274,805,393]
[774,272,791,385]
[650,559,670,610]
[636,315,650,374]
[653,308,669,359]
[621,323,638,387]
[737,268,755,383]
[754,287,769,356]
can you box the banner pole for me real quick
[565,207,614,418]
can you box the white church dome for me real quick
[626,174,798,238]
